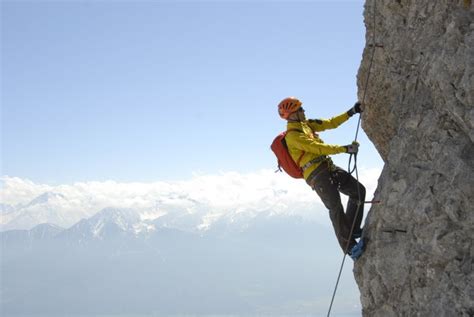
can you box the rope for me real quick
[326,0,377,316]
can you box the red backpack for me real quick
[270,129,305,179]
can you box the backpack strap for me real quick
[285,129,305,167]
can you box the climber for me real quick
[277,97,366,260]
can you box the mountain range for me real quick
[1,195,360,316]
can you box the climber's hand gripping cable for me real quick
[347,101,363,117]
[346,101,363,174]
[344,141,359,154]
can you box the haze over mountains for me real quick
[1,171,379,316]
[2,208,362,316]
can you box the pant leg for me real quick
[330,166,366,234]
[311,165,357,253]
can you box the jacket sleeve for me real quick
[286,132,347,156]
[307,112,350,132]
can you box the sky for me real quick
[1,0,383,185]
[1,2,384,314]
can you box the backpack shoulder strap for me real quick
[286,128,303,134]
[284,129,305,167]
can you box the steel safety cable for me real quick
[326,0,378,316]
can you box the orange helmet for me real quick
[278,97,302,119]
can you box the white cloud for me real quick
[0,167,382,231]
[0,177,53,206]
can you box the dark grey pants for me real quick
[309,162,365,253]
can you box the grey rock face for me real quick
[355,1,473,316]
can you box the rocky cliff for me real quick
[355,1,474,316]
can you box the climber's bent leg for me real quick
[330,166,366,236]
[310,164,357,253]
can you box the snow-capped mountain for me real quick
[58,207,147,242]
[1,187,324,235]
[24,192,66,208]
[0,191,91,231]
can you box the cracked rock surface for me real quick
[355,1,473,316]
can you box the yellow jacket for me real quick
[285,112,350,180]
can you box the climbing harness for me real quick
[301,156,328,172]
[326,1,379,316]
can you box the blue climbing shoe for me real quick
[349,238,366,260]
